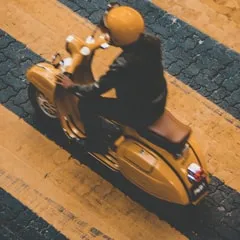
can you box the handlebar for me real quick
[64,34,109,74]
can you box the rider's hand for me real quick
[56,73,75,89]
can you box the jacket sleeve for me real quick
[68,55,128,98]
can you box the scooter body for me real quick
[26,34,211,205]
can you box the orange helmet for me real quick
[102,3,145,46]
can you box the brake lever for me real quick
[51,53,64,68]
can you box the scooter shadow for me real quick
[32,117,219,239]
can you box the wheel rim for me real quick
[36,91,57,119]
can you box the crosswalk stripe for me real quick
[152,0,240,53]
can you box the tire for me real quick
[28,83,58,123]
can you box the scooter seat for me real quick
[149,110,191,143]
[139,110,191,156]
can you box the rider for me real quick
[56,3,168,153]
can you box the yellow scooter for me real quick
[26,31,211,206]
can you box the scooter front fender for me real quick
[26,62,60,104]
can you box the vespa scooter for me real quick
[26,30,210,205]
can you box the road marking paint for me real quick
[153,0,240,52]
[0,168,113,240]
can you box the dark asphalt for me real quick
[0,188,67,240]
[59,0,240,120]
[0,30,240,240]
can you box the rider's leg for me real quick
[79,97,127,153]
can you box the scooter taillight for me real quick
[188,163,205,183]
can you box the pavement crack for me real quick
[102,187,115,200]
[0,39,16,51]
[81,181,102,198]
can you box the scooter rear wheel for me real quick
[28,83,58,120]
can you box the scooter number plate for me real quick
[190,178,208,201]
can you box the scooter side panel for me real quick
[26,62,59,104]
[147,134,211,204]
[117,139,189,205]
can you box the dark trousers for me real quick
[79,96,166,144]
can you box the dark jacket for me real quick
[69,33,167,111]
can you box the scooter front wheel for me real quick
[28,83,58,120]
